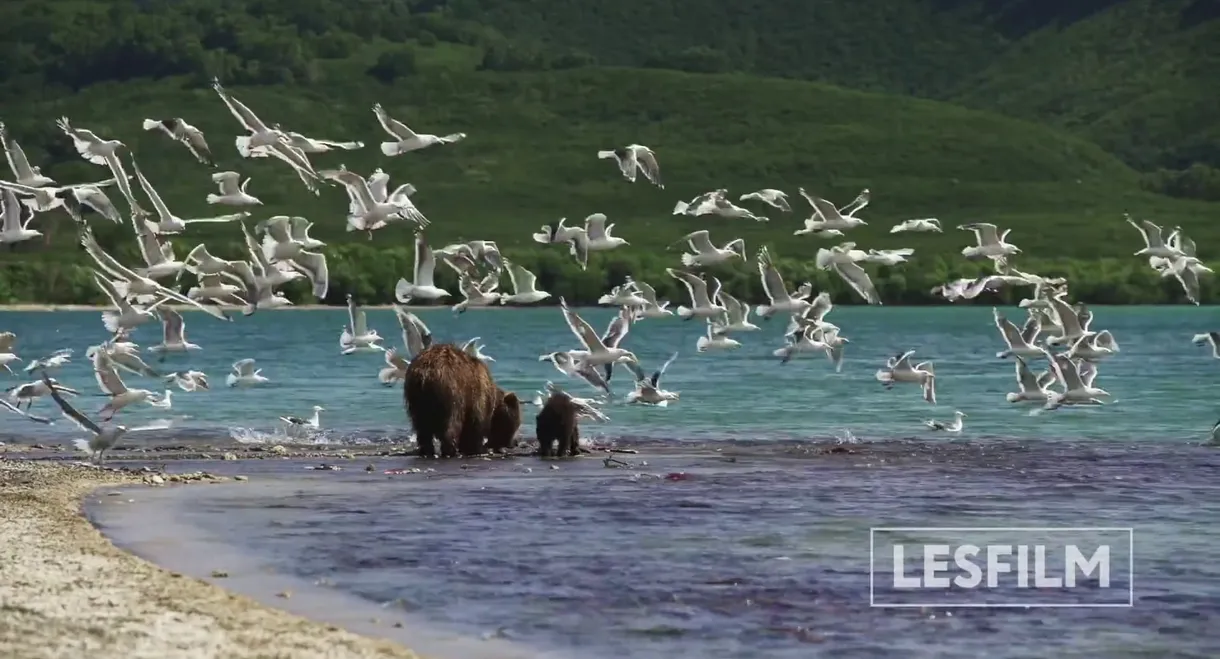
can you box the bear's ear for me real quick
[503,392,520,407]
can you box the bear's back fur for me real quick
[487,389,522,452]
[536,392,580,457]
[404,343,499,457]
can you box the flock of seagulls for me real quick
[0,79,1216,458]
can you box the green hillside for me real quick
[0,0,1216,306]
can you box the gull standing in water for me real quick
[206,171,263,207]
[597,144,663,188]
[148,309,202,360]
[876,350,936,404]
[42,372,172,463]
[92,350,165,421]
[625,353,680,406]
[1192,332,1220,358]
[499,260,551,305]
[281,405,324,430]
[226,358,268,388]
[340,294,385,354]
[1006,355,1055,404]
[54,116,148,218]
[666,269,728,322]
[395,233,451,302]
[993,308,1044,359]
[142,118,214,166]
[739,189,790,212]
[755,246,813,319]
[925,411,966,433]
[373,102,466,155]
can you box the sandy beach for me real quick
[0,459,424,659]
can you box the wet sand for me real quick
[0,459,425,659]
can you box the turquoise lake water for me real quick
[3,306,1219,444]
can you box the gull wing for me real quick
[679,230,714,254]
[130,156,173,220]
[41,370,101,434]
[651,352,679,387]
[993,308,1025,347]
[832,261,881,305]
[600,307,632,349]
[505,262,536,294]
[585,213,608,240]
[212,80,270,132]
[666,268,711,307]
[1052,353,1085,390]
[1014,356,1041,391]
[92,350,128,396]
[1,123,38,181]
[805,193,844,224]
[232,358,255,376]
[414,233,437,287]
[559,298,606,351]
[757,247,790,303]
[160,308,184,344]
[959,222,1001,246]
[373,103,417,140]
[631,145,662,187]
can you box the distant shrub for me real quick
[1140,163,1220,202]
[368,47,418,83]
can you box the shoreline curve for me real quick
[0,460,424,659]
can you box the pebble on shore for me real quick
[0,459,426,659]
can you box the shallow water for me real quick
[94,444,1220,658]
[3,305,1220,444]
[12,306,1220,656]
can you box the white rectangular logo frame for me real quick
[869,526,1135,608]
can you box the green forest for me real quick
[0,0,1216,306]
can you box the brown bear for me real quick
[486,389,522,452]
[404,343,500,458]
[536,391,581,457]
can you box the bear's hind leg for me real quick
[417,432,437,458]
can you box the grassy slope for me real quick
[953,0,1220,170]
[450,0,1219,172]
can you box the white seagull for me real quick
[281,405,324,429]
[283,131,363,153]
[1042,351,1110,410]
[395,233,452,303]
[696,322,741,352]
[42,372,171,463]
[958,223,1021,261]
[625,353,680,406]
[925,411,966,433]
[226,358,268,388]
[373,102,466,156]
[890,218,942,233]
[0,186,41,244]
[142,118,214,166]
[340,294,385,354]
[559,298,639,368]
[875,350,936,404]
[993,308,1044,359]
[597,144,662,188]
[1192,332,1220,358]
[92,351,163,421]
[54,116,147,218]
[206,171,263,206]
[320,164,428,230]
[1006,355,1056,404]
[755,246,813,319]
[739,189,790,212]
[499,260,551,305]
[1126,215,1184,259]
[666,269,728,322]
[212,78,289,156]
[627,278,673,318]
[1,121,55,187]
[132,157,249,235]
[715,290,759,333]
[148,309,202,359]
[669,230,746,267]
